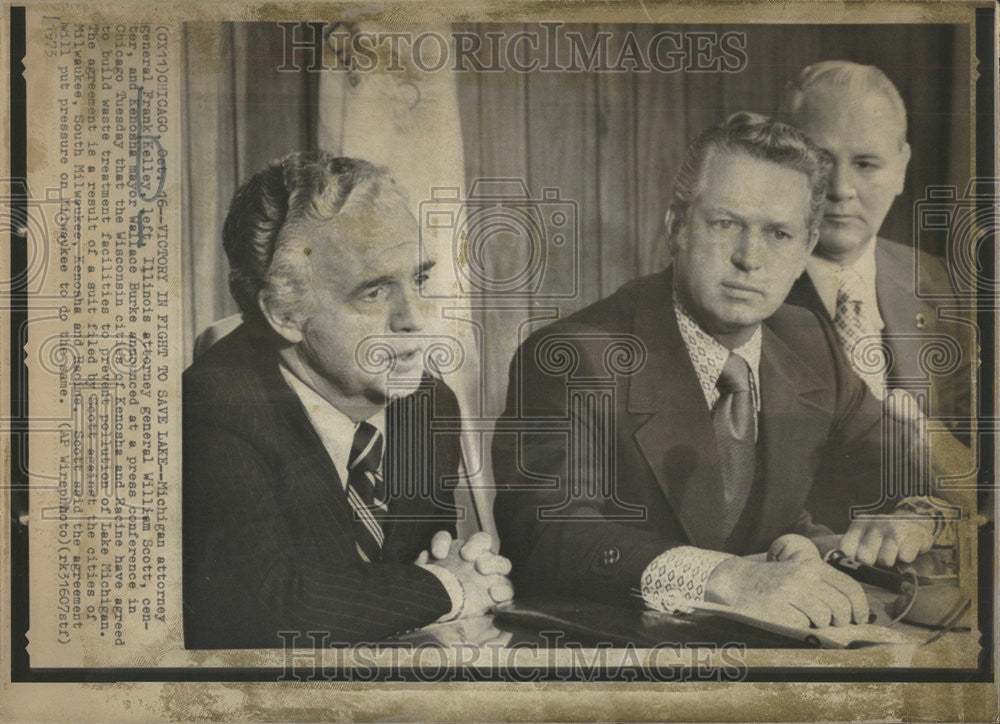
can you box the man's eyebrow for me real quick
[350,261,436,296]
[415,260,436,275]
[705,206,743,220]
[351,274,396,296]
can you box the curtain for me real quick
[181,23,316,363]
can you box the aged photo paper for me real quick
[2,0,997,721]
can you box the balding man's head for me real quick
[779,62,911,264]
[780,61,907,147]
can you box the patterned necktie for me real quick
[346,421,387,562]
[713,354,756,537]
[834,267,886,400]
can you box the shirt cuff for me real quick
[893,496,960,547]
[641,546,735,611]
[419,564,465,622]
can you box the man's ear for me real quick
[664,209,685,255]
[893,141,911,196]
[806,227,820,256]
[258,290,304,344]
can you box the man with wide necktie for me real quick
[494,112,953,629]
[183,154,512,649]
[714,353,756,537]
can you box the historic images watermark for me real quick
[276,631,748,682]
[278,22,749,74]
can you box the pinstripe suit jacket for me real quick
[182,324,461,649]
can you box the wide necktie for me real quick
[713,353,755,537]
[834,267,886,400]
[346,421,387,562]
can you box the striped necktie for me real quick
[346,421,387,562]
[834,266,886,400]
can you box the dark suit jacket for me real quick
[183,324,461,648]
[492,269,887,606]
[786,238,973,427]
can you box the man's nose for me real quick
[827,160,857,202]
[731,229,764,271]
[390,286,428,333]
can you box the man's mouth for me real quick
[721,280,765,296]
[393,348,423,366]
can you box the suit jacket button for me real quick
[599,547,621,566]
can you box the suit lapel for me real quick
[252,337,357,547]
[381,376,448,553]
[874,240,924,384]
[786,272,828,319]
[628,272,728,551]
[793,243,927,387]
[625,271,837,552]
[750,324,833,551]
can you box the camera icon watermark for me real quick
[1,178,71,295]
[419,178,579,299]
[913,178,998,298]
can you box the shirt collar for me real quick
[806,236,881,322]
[279,365,385,486]
[672,296,762,412]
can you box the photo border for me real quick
[5,1,996,688]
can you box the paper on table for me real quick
[658,598,923,649]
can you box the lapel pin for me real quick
[915,313,926,329]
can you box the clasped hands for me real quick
[416,531,514,619]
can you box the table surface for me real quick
[395,550,970,650]
[397,586,966,649]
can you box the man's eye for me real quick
[773,229,792,241]
[361,287,385,302]
[711,219,737,230]
[855,160,880,171]
[414,273,430,289]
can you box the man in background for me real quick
[183,153,511,648]
[780,61,973,529]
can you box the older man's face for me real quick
[791,87,910,264]
[290,193,434,405]
[672,149,817,347]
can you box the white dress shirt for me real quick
[280,366,385,487]
[674,299,762,417]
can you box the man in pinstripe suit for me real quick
[183,153,512,649]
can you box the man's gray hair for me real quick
[779,60,907,145]
[665,111,832,250]
[222,153,405,328]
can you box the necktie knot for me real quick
[717,353,751,395]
